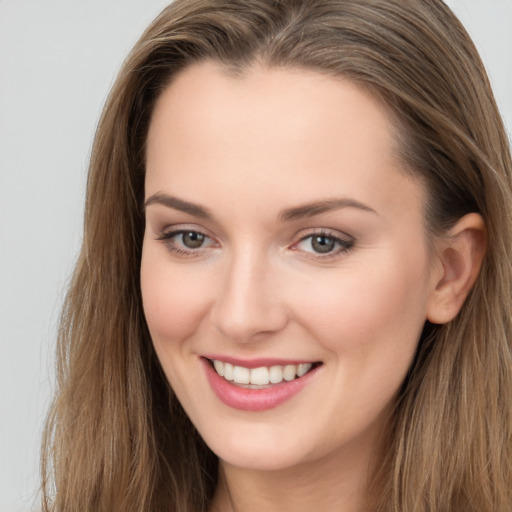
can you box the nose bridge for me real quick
[211,242,287,342]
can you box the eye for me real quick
[157,228,217,256]
[308,234,337,254]
[178,231,207,249]
[294,231,354,257]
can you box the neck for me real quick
[209,435,383,512]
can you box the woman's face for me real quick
[141,62,442,472]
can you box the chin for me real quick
[214,445,307,472]
[196,421,320,472]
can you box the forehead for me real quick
[147,61,396,159]
[145,61,424,223]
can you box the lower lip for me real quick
[202,359,320,412]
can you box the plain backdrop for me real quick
[0,1,511,511]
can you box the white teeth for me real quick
[283,365,296,381]
[213,359,224,377]
[250,367,270,386]
[223,362,234,381]
[233,366,250,384]
[269,365,283,384]
[211,360,315,386]
[297,363,312,377]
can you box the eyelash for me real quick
[156,228,354,260]
[156,229,217,257]
[293,230,354,260]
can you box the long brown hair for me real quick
[42,1,512,511]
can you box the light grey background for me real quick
[0,1,511,511]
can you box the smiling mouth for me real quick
[207,359,321,388]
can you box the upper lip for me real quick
[201,355,320,369]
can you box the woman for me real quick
[41,1,512,511]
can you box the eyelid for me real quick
[293,227,353,243]
[290,228,355,259]
[155,224,220,256]
[156,223,217,240]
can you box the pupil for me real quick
[312,235,335,254]
[183,232,205,248]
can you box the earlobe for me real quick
[426,213,487,325]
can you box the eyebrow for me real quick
[278,198,377,221]
[143,192,377,221]
[144,192,213,219]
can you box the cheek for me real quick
[289,256,430,437]
[140,247,213,345]
[290,254,430,358]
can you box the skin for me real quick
[140,62,482,512]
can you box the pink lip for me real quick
[202,354,315,369]
[201,357,320,412]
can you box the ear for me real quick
[426,213,487,324]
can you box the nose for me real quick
[210,247,288,343]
